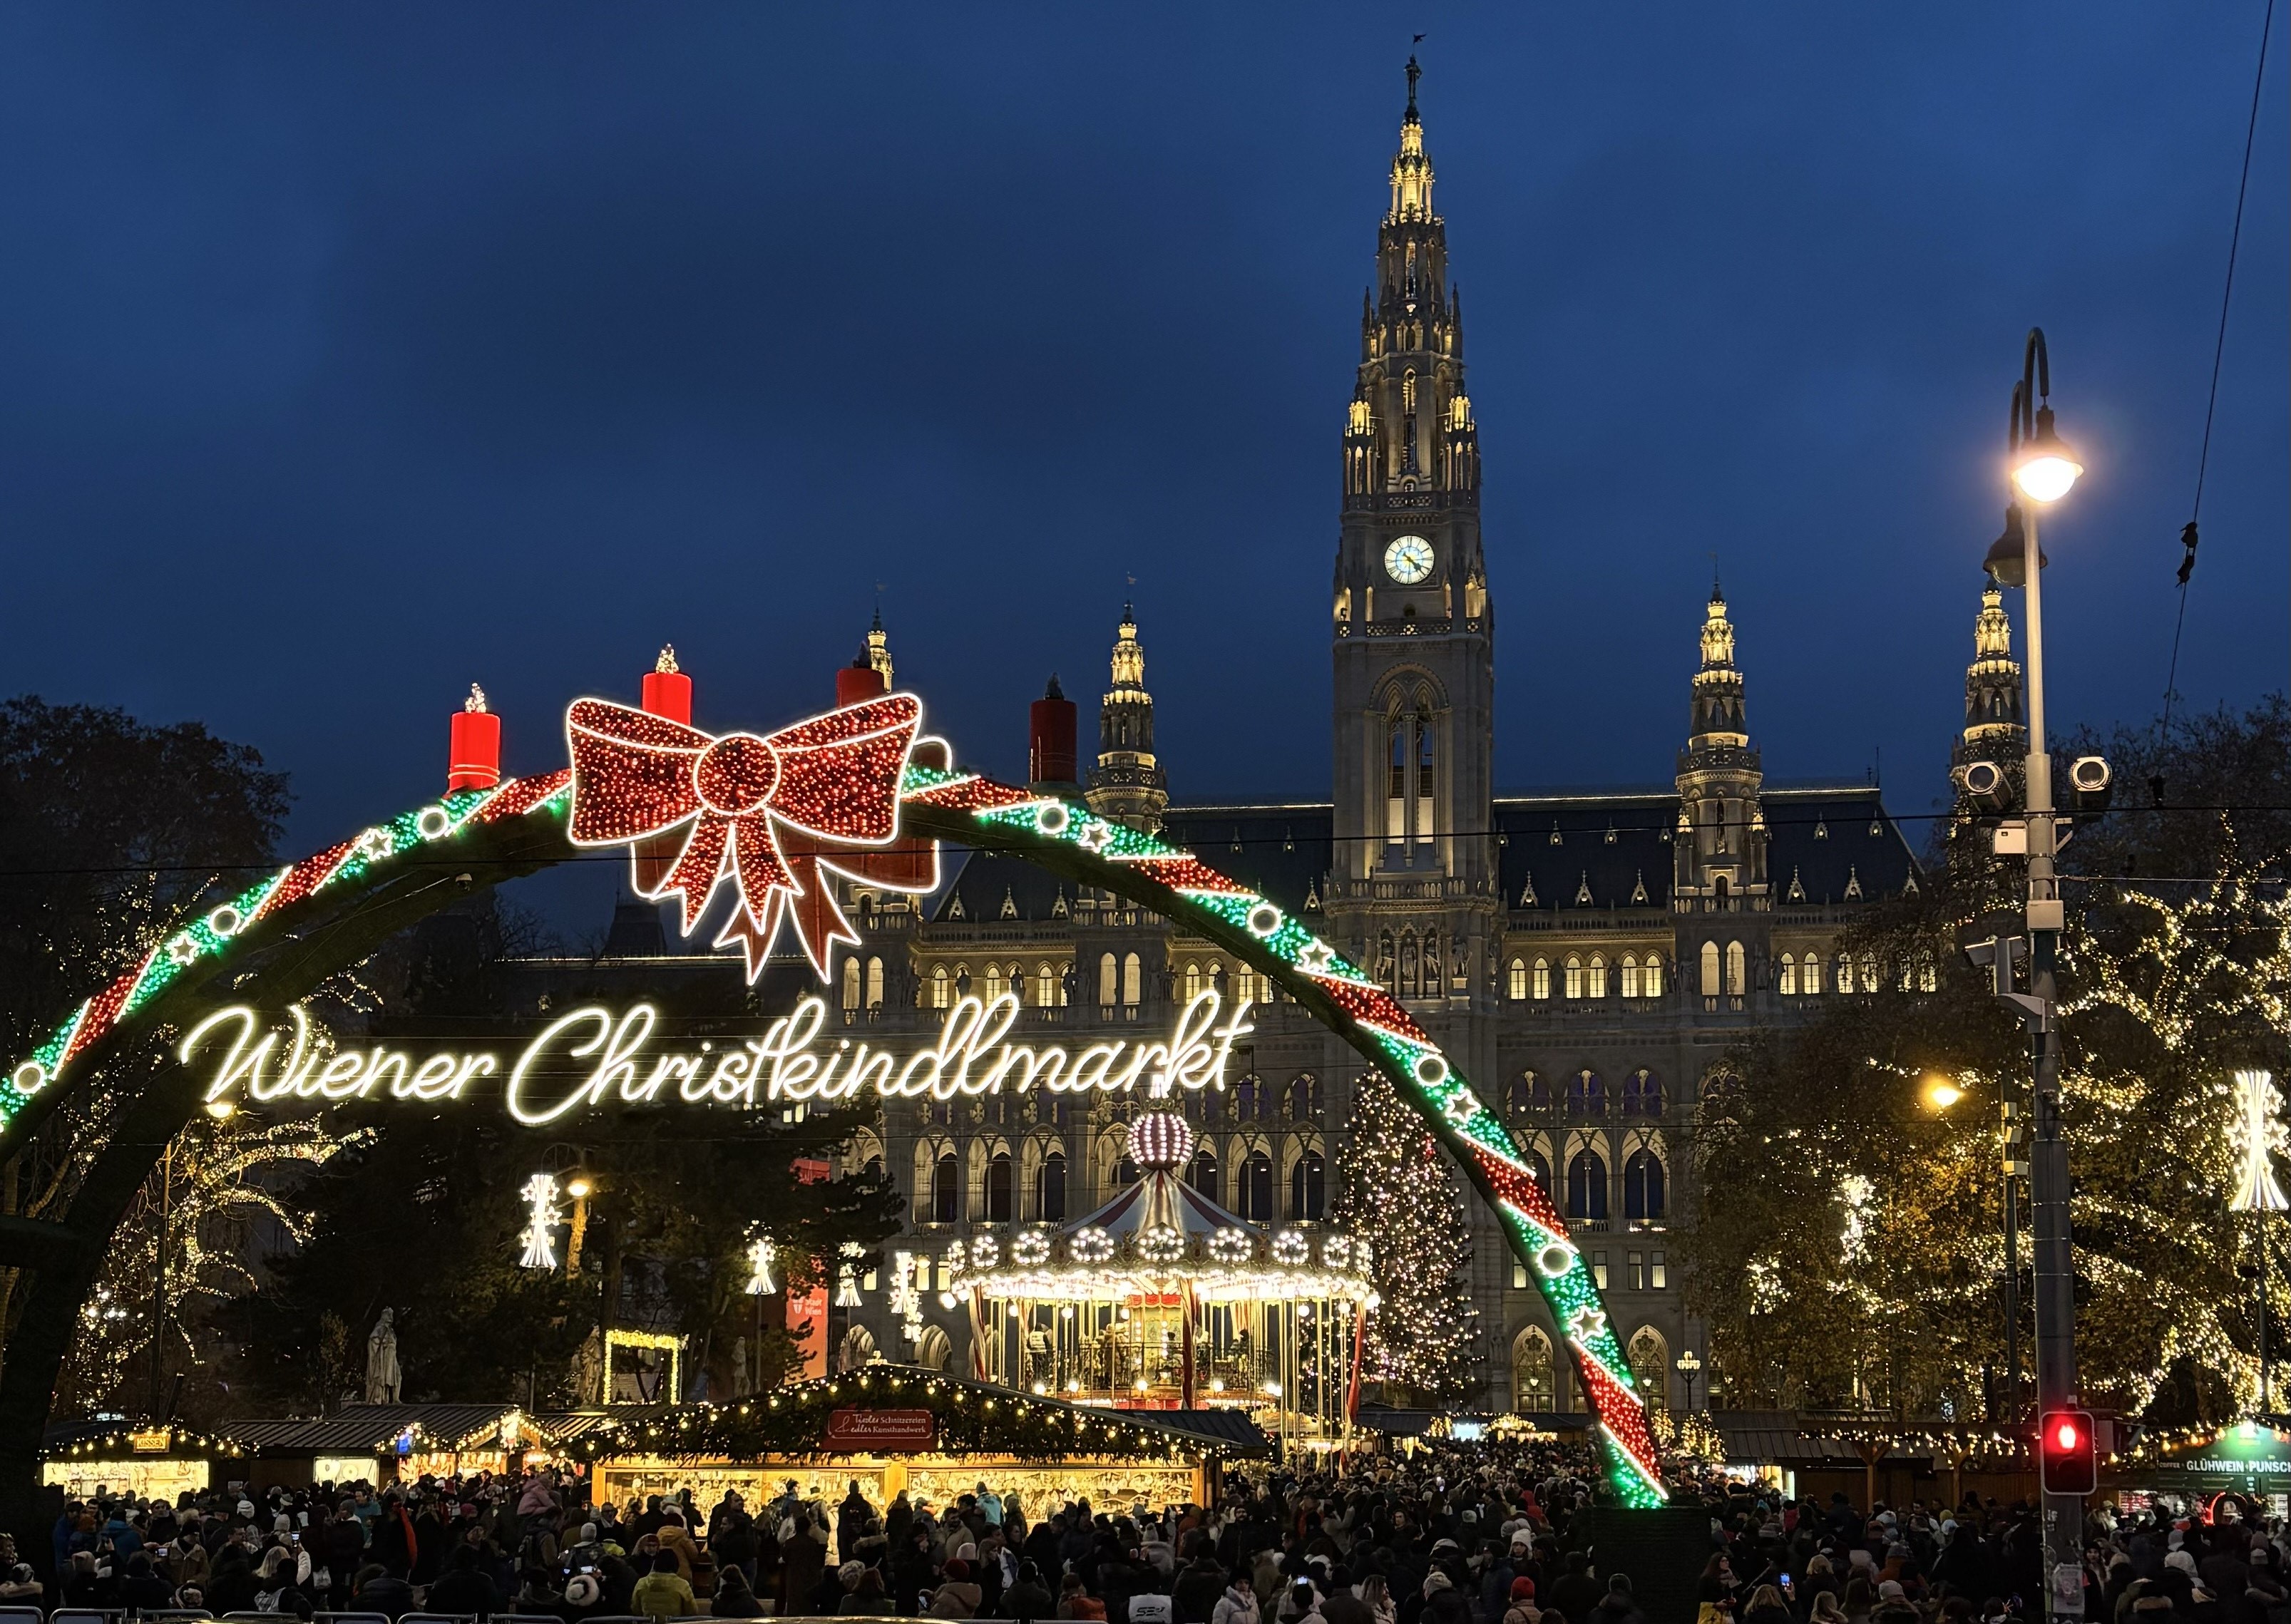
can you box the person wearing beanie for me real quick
[1502,1574,1539,1624]
[930,1556,983,1619]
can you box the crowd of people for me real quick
[1681,1476,2291,1624]
[30,1439,2291,1624]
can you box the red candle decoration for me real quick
[447,684,501,791]
[1029,674,1077,786]
[836,657,888,708]
[641,644,692,724]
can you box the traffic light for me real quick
[2039,1407,2098,1494]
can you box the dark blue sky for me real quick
[2,6,2283,899]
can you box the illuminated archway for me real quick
[0,690,1666,1518]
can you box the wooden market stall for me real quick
[2112,1419,2291,1521]
[40,1419,251,1502]
[576,1367,1269,1517]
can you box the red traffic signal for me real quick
[2039,1407,2098,1495]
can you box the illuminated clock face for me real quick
[1384,535,1434,585]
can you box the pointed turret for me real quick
[1956,582,2026,769]
[1674,584,1768,905]
[1085,604,1168,831]
[866,607,895,689]
[1341,56,1480,511]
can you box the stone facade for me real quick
[582,63,2020,1414]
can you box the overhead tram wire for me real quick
[14,800,2291,877]
[2163,0,2277,728]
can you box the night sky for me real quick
[1,6,2283,929]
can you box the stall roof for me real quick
[1147,1410,1273,1454]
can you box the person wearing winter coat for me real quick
[630,1551,697,1623]
[352,1561,416,1621]
[931,1557,986,1619]
[1584,1575,1646,1624]
[1004,1561,1057,1622]
[1174,1552,1230,1624]
[1500,1576,1541,1624]
[1209,1576,1258,1624]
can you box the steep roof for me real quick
[1493,791,1677,912]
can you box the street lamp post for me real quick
[1676,1349,1703,1412]
[1984,327,2086,1618]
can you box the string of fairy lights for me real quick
[4,691,1668,1509]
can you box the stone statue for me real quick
[364,1308,401,1404]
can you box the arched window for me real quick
[1236,1074,1261,1122]
[1779,952,1798,995]
[1726,940,1747,996]
[1624,1149,1666,1221]
[1286,1074,1325,1119]
[1568,1071,1606,1118]
[985,963,1008,1002]
[1531,957,1550,999]
[985,1152,1014,1222]
[1035,1152,1067,1221]
[1513,1327,1557,1413]
[1240,1152,1276,1221]
[1620,955,1641,999]
[1290,1151,1326,1220]
[1387,722,1408,845]
[1415,714,1435,844]
[1189,1148,1219,1206]
[1117,1155,1139,1186]
[1508,957,1528,1001]
[840,955,863,1011]
[1122,952,1142,1007]
[1183,961,1204,1002]
[1699,941,1721,997]
[931,1152,960,1225]
[1567,1150,1609,1221]
[1644,955,1664,997]
[1838,952,1855,994]
[1524,1148,1552,1191]
[1626,1326,1670,1412]
[1860,953,1878,993]
[1564,955,1584,1000]
[866,956,885,1009]
[1098,952,1117,1007]
[1802,953,1823,995]
[1033,962,1054,1007]
[1510,1071,1537,1114]
[1587,954,1609,999]
[932,965,951,1009]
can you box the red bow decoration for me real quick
[565,693,939,980]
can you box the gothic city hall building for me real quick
[592,65,2016,1414]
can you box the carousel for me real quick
[944,1109,1378,1447]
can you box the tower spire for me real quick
[1405,53,1420,118]
[1675,588,1768,903]
[1085,604,1167,831]
[1957,580,2026,767]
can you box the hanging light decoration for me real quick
[745,1235,778,1295]
[517,1173,562,1270]
[2230,1071,2290,1213]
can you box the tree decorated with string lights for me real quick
[1684,699,2291,1427]
[1333,1067,1479,1404]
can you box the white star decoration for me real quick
[1565,1305,1608,1343]
[352,828,391,861]
[1077,821,1113,853]
[1440,1088,1480,1126]
[1297,942,1337,976]
[165,935,200,967]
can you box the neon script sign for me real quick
[180,990,1256,1127]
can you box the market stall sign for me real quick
[180,989,1254,1127]
[825,1409,936,1451]
[128,1429,170,1454]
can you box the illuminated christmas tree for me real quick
[1334,1067,1479,1403]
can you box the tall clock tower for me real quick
[1329,61,1500,1053]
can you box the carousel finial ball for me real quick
[1127,1110,1194,1171]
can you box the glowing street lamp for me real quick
[1923,1076,1965,1113]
